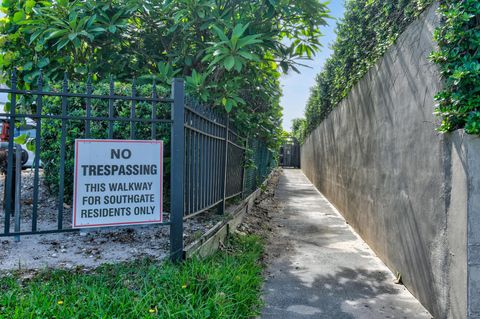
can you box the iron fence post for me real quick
[32,71,43,232]
[218,115,229,214]
[4,69,17,235]
[14,144,21,242]
[57,73,68,230]
[108,76,114,139]
[241,136,248,199]
[170,78,185,262]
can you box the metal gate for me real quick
[279,138,300,168]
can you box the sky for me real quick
[280,1,345,132]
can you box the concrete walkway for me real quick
[261,169,432,319]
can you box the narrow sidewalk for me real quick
[261,169,432,319]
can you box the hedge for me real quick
[300,0,480,139]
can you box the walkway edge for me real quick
[184,171,275,259]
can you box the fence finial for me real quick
[109,75,114,92]
[132,78,137,96]
[86,74,92,91]
[152,80,157,97]
[37,69,43,88]
[11,68,17,86]
[62,72,68,92]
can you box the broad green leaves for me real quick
[203,23,263,74]
[431,0,480,134]
[13,133,27,145]
[1,0,330,148]
[1,0,130,83]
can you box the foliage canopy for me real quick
[0,0,330,145]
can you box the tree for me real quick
[291,118,307,143]
[0,0,329,129]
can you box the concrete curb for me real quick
[184,172,274,259]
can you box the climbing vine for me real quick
[431,0,480,135]
[299,0,480,140]
[301,0,433,137]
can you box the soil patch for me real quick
[0,170,226,273]
[237,168,282,241]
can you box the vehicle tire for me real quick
[21,148,29,166]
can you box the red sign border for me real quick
[73,139,164,228]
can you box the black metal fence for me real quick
[0,69,275,260]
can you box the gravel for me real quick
[0,169,224,273]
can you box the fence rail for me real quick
[0,69,276,261]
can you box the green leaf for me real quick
[211,25,229,42]
[72,37,81,48]
[23,62,33,71]
[47,30,68,40]
[25,0,35,13]
[29,30,43,44]
[14,133,27,145]
[237,35,262,49]
[232,23,249,39]
[26,139,35,152]
[38,57,50,68]
[225,99,233,112]
[12,11,25,23]
[89,27,106,33]
[234,59,242,72]
[223,56,235,71]
[237,51,260,61]
[55,38,69,51]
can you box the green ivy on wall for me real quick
[431,0,480,135]
[302,0,433,137]
[299,0,479,141]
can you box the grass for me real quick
[0,235,264,318]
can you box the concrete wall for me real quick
[301,3,478,318]
[451,133,480,319]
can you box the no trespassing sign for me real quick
[73,139,163,228]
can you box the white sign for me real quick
[73,139,163,228]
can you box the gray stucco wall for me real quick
[451,133,480,319]
[301,3,477,318]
